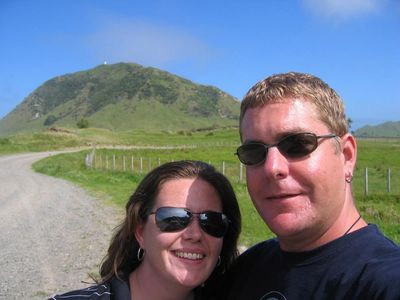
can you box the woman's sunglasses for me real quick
[149,207,230,238]
[236,132,337,166]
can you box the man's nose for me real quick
[262,146,289,180]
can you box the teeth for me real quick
[174,251,204,260]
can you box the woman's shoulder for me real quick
[48,282,111,300]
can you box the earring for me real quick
[345,174,353,183]
[137,247,145,261]
[217,256,221,266]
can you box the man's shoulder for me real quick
[48,283,111,300]
[365,249,400,274]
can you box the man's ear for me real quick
[341,133,357,173]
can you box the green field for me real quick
[2,128,400,246]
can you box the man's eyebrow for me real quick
[275,128,309,139]
[242,128,310,144]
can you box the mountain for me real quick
[354,121,400,138]
[0,63,240,136]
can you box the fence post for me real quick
[131,156,134,172]
[239,162,243,182]
[387,168,391,193]
[222,161,225,175]
[140,157,143,174]
[85,154,91,168]
[364,167,368,195]
[123,156,126,171]
[113,154,116,170]
[106,156,109,170]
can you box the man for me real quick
[221,72,400,299]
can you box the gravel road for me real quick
[0,152,121,299]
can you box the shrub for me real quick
[77,118,89,129]
[43,115,57,126]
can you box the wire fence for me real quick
[85,151,245,182]
[85,151,400,195]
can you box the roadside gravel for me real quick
[0,152,122,299]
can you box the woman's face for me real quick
[135,177,224,289]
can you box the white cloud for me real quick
[302,0,385,21]
[88,18,213,67]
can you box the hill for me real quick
[0,63,240,136]
[354,121,400,138]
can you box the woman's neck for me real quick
[129,266,195,300]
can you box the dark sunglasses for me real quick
[149,207,230,238]
[236,132,337,166]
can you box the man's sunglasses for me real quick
[149,207,230,238]
[236,132,337,166]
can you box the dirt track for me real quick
[0,152,121,299]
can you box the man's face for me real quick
[241,99,348,250]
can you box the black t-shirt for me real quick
[219,225,400,300]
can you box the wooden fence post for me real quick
[387,168,391,193]
[364,167,368,195]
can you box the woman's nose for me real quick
[182,217,203,241]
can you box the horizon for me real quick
[1,0,399,130]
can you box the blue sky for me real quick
[0,0,399,130]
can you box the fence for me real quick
[85,151,246,182]
[85,151,400,195]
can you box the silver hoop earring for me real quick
[137,247,145,261]
[217,256,221,266]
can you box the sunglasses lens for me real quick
[236,143,266,165]
[279,133,317,158]
[155,207,190,232]
[154,207,229,238]
[199,212,229,238]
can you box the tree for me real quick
[347,118,353,130]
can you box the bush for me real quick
[44,115,57,126]
[77,118,89,128]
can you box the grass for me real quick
[4,128,400,246]
[0,130,84,155]
[32,148,271,246]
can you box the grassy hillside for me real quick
[355,121,400,137]
[0,63,240,136]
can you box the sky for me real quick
[0,0,399,130]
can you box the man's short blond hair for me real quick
[240,72,348,139]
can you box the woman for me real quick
[49,160,241,300]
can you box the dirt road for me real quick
[0,152,121,299]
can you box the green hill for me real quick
[0,63,240,136]
[354,121,400,138]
